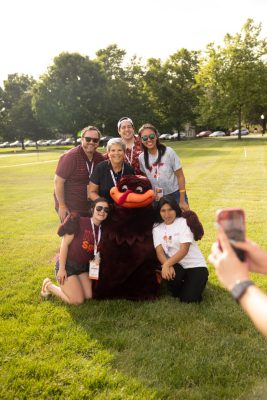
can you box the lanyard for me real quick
[109,163,125,186]
[147,151,159,180]
[125,145,134,165]
[90,218,101,256]
[153,163,160,180]
[86,161,94,178]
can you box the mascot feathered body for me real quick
[94,175,160,300]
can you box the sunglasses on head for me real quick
[95,205,109,213]
[141,133,156,142]
[83,137,99,143]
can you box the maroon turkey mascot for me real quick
[93,175,160,300]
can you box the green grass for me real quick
[1,137,267,399]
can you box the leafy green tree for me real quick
[196,19,267,139]
[0,74,44,149]
[95,44,131,134]
[142,50,200,133]
[32,52,106,140]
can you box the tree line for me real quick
[0,19,266,147]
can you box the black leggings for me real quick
[166,264,208,303]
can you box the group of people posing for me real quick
[41,117,208,304]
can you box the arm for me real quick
[209,229,267,337]
[239,286,267,337]
[87,182,100,201]
[54,174,70,222]
[155,243,190,280]
[57,233,74,285]
[175,168,189,211]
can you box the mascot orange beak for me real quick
[110,187,155,208]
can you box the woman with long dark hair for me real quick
[153,195,208,302]
[138,123,189,211]
[41,197,109,304]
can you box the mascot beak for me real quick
[117,189,133,205]
[110,187,155,208]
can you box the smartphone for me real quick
[216,208,246,261]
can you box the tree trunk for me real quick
[238,107,242,140]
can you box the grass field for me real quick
[1,137,267,399]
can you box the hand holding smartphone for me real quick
[216,208,246,261]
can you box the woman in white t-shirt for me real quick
[152,195,208,302]
[138,123,189,211]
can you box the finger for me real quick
[208,253,217,266]
[217,229,233,252]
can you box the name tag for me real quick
[89,258,100,280]
[155,187,163,201]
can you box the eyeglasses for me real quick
[141,133,156,142]
[95,205,109,213]
[83,137,99,143]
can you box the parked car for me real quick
[61,138,75,145]
[159,133,168,140]
[24,140,36,147]
[230,129,249,136]
[0,141,10,148]
[51,139,64,145]
[196,131,212,138]
[37,139,48,146]
[100,136,113,147]
[170,132,186,140]
[209,131,226,137]
[9,140,22,147]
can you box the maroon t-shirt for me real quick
[54,146,104,214]
[67,217,100,264]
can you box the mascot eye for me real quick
[135,186,143,194]
[121,185,128,192]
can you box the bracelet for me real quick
[59,204,66,208]
[179,189,186,193]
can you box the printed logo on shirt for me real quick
[82,241,94,253]
[82,229,94,253]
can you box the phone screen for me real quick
[216,208,245,261]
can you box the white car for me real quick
[209,131,226,137]
[230,129,249,136]
[24,140,36,147]
[9,140,22,147]
[0,141,10,148]
[170,132,186,140]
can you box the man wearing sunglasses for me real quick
[54,126,104,221]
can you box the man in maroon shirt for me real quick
[54,126,104,221]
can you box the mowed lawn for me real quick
[1,137,267,400]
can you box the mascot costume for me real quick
[94,175,160,300]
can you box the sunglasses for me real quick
[141,133,156,142]
[95,205,109,213]
[83,137,99,143]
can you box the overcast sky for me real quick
[1,0,266,87]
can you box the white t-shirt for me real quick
[152,217,207,269]
[138,147,182,195]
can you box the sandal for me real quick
[41,278,52,298]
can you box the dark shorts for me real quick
[55,260,89,278]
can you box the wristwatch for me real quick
[230,280,254,302]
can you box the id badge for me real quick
[155,187,163,201]
[89,259,100,280]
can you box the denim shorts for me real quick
[55,259,89,277]
[169,190,189,205]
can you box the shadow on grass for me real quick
[67,282,267,399]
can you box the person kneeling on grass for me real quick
[41,197,109,305]
[152,195,208,303]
